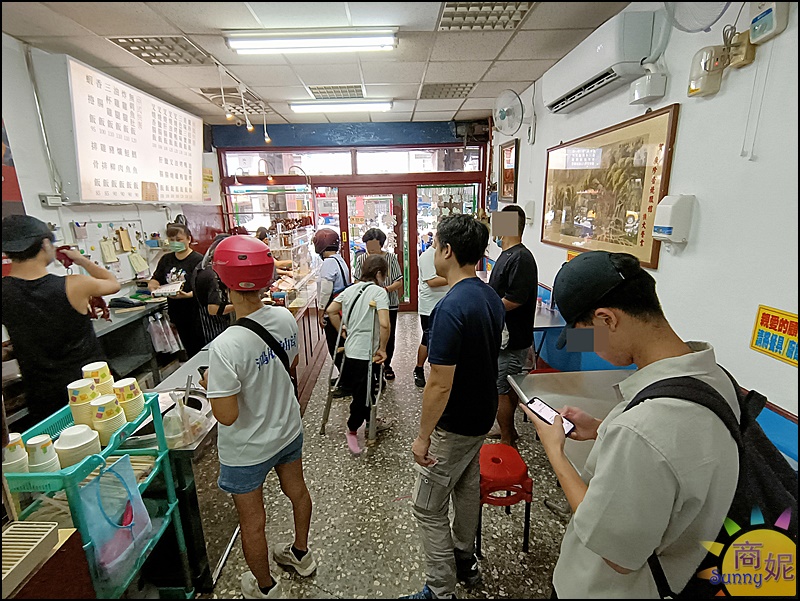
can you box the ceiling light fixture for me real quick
[226,28,397,55]
[263,111,271,144]
[218,64,234,120]
[239,84,254,132]
[290,100,393,113]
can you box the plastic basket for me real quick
[4,393,161,494]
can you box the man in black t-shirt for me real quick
[403,215,504,600]
[488,205,538,447]
[148,223,204,357]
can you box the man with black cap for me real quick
[1,215,120,426]
[519,251,739,598]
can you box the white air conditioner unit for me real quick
[541,11,655,114]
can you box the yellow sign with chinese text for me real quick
[750,305,798,367]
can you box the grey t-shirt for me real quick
[553,342,740,598]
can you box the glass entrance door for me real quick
[339,185,417,311]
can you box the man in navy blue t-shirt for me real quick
[402,215,504,600]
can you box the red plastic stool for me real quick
[476,443,533,557]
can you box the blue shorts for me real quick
[218,432,304,495]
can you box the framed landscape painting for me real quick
[540,103,680,268]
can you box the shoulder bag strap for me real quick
[333,255,350,286]
[233,317,292,378]
[343,282,374,327]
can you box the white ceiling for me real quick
[1,2,629,125]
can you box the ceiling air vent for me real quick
[309,85,364,100]
[438,2,533,31]
[420,83,475,99]
[195,87,276,116]
[107,36,211,65]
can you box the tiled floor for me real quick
[202,313,570,599]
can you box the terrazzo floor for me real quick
[200,313,571,599]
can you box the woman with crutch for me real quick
[326,254,391,455]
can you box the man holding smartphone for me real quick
[520,251,739,598]
[402,215,504,600]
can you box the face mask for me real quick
[169,241,187,253]
[495,237,503,249]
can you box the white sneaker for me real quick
[241,571,282,599]
[272,543,317,577]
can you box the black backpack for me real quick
[624,369,798,598]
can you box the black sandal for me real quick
[384,366,395,380]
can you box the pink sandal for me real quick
[345,431,363,455]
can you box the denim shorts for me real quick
[218,432,304,495]
[496,347,530,395]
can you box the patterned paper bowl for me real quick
[26,434,57,465]
[113,378,143,403]
[119,394,145,421]
[68,378,99,404]
[70,402,95,428]
[4,433,27,463]
[90,395,124,422]
[83,361,111,383]
[95,378,115,396]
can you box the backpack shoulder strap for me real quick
[233,316,291,377]
[625,376,743,448]
[343,282,374,326]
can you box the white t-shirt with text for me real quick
[206,305,302,467]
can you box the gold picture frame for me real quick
[499,139,519,204]
[540,103,680,268]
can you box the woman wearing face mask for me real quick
[148,223,204,358]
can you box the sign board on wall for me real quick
[30,51,203,203]
[750,305,798,367]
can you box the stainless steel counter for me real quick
[508,369,635,472]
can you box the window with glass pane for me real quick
[224,151,352,176]
[356,147,481,174]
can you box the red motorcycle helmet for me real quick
[313,228,340,255]
[212,235,275,291]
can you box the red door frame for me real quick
[337,184,418,312]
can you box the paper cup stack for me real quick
[68,378,100,427]
[113,378,145,421]
[91,395,127,446]
[26,434,61,472]
[83,361,114,396]
[2,433,29,473]
[54,425,102,468]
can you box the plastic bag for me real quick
[163,398,211,448]
[79,455,153,585]
[147,316,169,353]
[160,315,183,354]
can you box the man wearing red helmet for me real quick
[200,235,315,599]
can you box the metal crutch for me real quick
[320,306,348,435]
[365,300,385,446]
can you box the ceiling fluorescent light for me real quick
[290,101,392,113]
[226,28,397,55]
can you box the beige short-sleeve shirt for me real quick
[553,342,740,598]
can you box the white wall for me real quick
[2,33,198,291]
[493,2,798,414]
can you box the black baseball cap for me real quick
[554,251,643,349]
[1,215,54,253]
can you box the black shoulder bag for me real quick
[233,317,298,399]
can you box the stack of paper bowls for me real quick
[68,378,100,427]
[26,434,62,473]
[53,425,102,468]
[83,361,114,396]
[91,395,127,446]
[2,433,29,473]
[113,377,145,421]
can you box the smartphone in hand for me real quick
[525,397,576,436]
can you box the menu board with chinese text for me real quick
[67,58,202,202]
